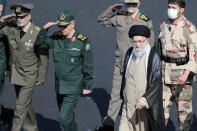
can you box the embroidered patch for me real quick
[68,48,81,52]
[24,40,33,50]
[85,44,91,51]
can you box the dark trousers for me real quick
[57,94,80,131]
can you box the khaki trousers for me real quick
[11,85,38,131]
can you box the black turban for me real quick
[128,25,150,38]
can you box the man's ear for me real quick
[28,14,32,21]
[137,2,141,7]
[180,8,184,14]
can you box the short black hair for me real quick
[168,0,186,8]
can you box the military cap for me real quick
[129,25,150,38]
[57,10,75,26]
[10,3,34,17]
[124,0,139,3]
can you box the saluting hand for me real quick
[111,4,123,12]
[43,22,57,29]
[0,13,15,22]
[82,89,91,95]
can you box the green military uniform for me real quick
[97,0,154,128]
[36,10,93,131]
[158,17,197,131]
[0,3,49,131]
[0,0,7,93]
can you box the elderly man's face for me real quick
[132,36,146,49]
[16,14,31,27]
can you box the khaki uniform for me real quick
[97,6,154,124]
[158,18,197,130]
[0,21,49,131]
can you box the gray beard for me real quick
[133,43,148,60]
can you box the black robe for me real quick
[120,47,165,131]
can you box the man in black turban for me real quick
[119,25,165,131]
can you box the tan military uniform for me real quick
[98,6,154,123]
[159,18,197,130]
[119,54,148,131]
[0,21,48,131]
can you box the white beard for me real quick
[133,42,148,63]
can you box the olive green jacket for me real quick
[36,29,93,94]
[0,21,49,87]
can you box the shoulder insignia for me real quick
[139,14,150,22]
[53,31,63,36]
[183,20,196,33]
[77,33,88,42]
[116,11,128,16]
[35,26,41,31]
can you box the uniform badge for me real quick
[16,7,21,13]
[71,58,75,63]
[85,44,91,51]
[68,48,80,52]
[59,13,65,21]
[24,40,33,50]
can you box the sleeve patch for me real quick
[85,43,91,51]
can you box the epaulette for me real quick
[139,14,150,22]
[35,26,41,31]
[183,20,196,33]
[53,31,63,36]
[116,11,128,16]
[77,33,88,43]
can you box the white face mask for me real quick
[127,7,138,14]
[167,8,179,20]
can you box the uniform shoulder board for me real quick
[139,14,150,22]
[77,33,88,43]
[183,20,196,33]
[116,11,128,16]
[53,31,63,36]
[35,26,41,31]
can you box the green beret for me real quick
[57,10,75,26]
[10,3,34,17]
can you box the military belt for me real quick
[162,56,189,66]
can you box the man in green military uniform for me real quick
[35,10,93,131]
[0,0,8,94]
[0,3,49,131]
[96,0,154,130]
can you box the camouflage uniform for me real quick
[158,17,197,131]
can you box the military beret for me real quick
[129,25,150,38]
[124,0,139,3]
[57,10,75,26]
[10,3,34,17]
